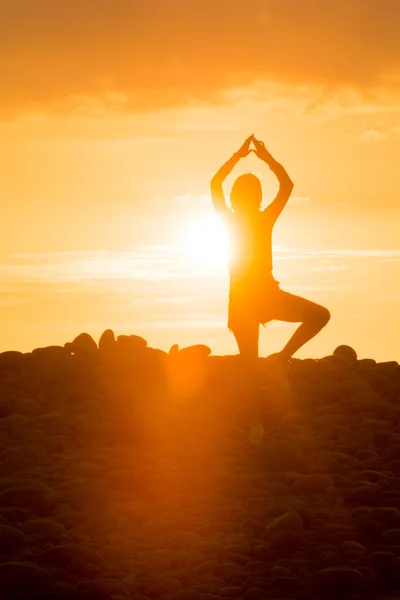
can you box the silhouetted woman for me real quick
[210,134,330,379]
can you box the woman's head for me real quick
[230,173,262,214]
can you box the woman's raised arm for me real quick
[210,135,254,217]
[253,138,294,223]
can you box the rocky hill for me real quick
[0,331,400,599]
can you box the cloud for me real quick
[3,246,400,291]
[361,126,400,141]
[290,196,312,204]
[1,0,400,117]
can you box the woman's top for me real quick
[224,207,278,293]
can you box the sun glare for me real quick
[182,214,229,270]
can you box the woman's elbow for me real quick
[285,178,294,194]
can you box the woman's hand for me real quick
[252,137,270,161]
[236,134,255,158]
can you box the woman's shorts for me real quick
[228,277,281,331]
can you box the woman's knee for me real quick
[315,305,331,328]
[304,304,330,328]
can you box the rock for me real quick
[137,549,176,569]
[0,350,25,369]
[41,544,106,569]
[333,345,358,366]
[77,578,127,596]
[70,332,98,354]
[102,546,133,561]
[193,540,223,555]
[265,443,306,471]
[346,486,379,506]
[22,441,48,458]
[224,552,250,565]
[0,524,27,552]
[270,566,291,578]
[22,518,66,538]
[116,334,147,352]
[0,398,11,418]
[14,397,42,416]
[341,541,367,553]
[260,505,288,520]
[0,486,53,516]
[382,444,400,462]
[0,562,51,594]
[0,446,24,459]
[370,550,395,567]
[1,454,29,471]
[7,592,112,600]
[219,586,243,597]
[388,460,400,475]
[68,556,100,578]
[98,329,116,353]
[243,588,267,600]
[341,378,374,396]
[382,529,400,546]
[158,577,184,594]
[265,511,304,536]
[224,532,251,552]
[358,358,376,368]
[291,474,334,494]
[166,590,201,600]
[31,345,67,357]
[177,344,212,359]
[269,530,305,553]
[49,581,79,594]
[192,560,220,575]
[368,507,400,528]
[314,567,365,594]
[30,346,73,383]
[65,461,102,479]
[57,480,105,510]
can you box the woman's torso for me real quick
[226,209,276,291]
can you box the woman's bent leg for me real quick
[271,290,330,360]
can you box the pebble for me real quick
[22,518,66,538]
[265,512,304,536]
[382,529,400,546]
[178,345,212,358]
[70,332,98,354]
[0,398,11,418]
[14,398,42,416]
[166,590,201,600]
[269,531,305,553]
[0,523,27,552]
[98,329,116,353]
[314,567,365,593]
[0,486,53,516]
[368,507,400,528]
[347,486,379,506]
[333,344,358,365]
[291,474,334,494]
[0,562,51,594]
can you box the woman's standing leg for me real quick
[232,319,260,363]
[231,320,264,442]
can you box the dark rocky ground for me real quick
[1,331,400,600]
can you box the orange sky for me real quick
[1,1,400,359]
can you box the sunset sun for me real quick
[182,214,229,270]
